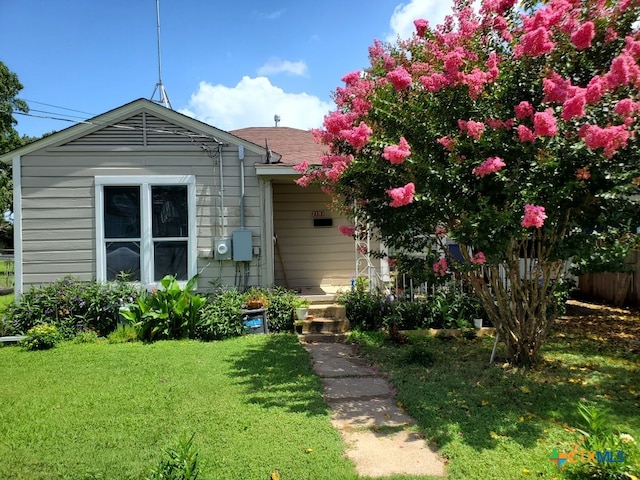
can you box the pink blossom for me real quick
[387,66,413,90]
[434,225,447,237]
[436,135,455,151]
[341,71,361,86]
[521,204,547,229]
[323,110,357,136]
[605,53,635,89]
[419,73,449,92]
[571,21,595,50]
[414,18,429,37]
[515,27,555,58]
[516,125,536,142]
[576,167,591,180]
[605,27,618,43]
[382,137,411,164]
[386,182,415,208]
[471,252,486,265]
[463,68,490,99]
[458,120,485,140]
[580,124,631,158]
[585,76,604,104]
[325,160,349,183]
[543,71,571,103]
[293,160,309,173]
[562,93,586,120]
[514,101,534,119]
[472,156,506,177]
[433,257,448,277]
[614,98,638,116]
[338,225,357,237]
[340,122,372,150]
[295,175,313,187]
[533,110,558,137]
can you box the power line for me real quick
[21,99,96,116]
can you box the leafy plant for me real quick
[563,401,640,479]
[337,277,386,331]
[20,323,61,350]
[107,324,138,343]
[120,275,206,341]
[146,433,201,480]
[243,287,269,309]
[196,288,244,340]
[264,286,300,333]
[72,330,100,344]
[8,275,140,338]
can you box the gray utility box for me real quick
[232,229,252,261]
[242,308,268,334]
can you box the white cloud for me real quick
[386,0,452,41]
[180,76,333,131]
[258,58,308,76]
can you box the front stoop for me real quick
[298,301,350,343]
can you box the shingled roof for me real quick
[230,126,327,166]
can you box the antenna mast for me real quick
[150,0,172,109]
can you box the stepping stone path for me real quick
[302,341,446,478]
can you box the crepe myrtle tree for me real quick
[296,0,640,366]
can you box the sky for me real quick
[1,0,453,138]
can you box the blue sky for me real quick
[1,0,452,138]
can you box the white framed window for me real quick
[95,175,197,286]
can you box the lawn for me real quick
[349,299,640,480]
[0,334,359,480]
[1,300,638,479]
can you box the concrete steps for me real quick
[297,296,349,343]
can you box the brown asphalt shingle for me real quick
[230,126,327,166]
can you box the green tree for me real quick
[298,0,640,366]
[0,61,30,241]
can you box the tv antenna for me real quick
[150,0,172,109]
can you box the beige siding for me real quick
[19,141,266,291]
[273,182,355,292]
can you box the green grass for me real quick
[348,303,640,480]
[0,293,14,313]
[0,334,358,480]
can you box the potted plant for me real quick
[294,297,310,320]
[244,288,269,310]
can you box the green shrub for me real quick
[265,286,299,333]
[21,324,61,350]
[107,324,138,343]
[72,330,101,344]
[120,275,206,342]
[0,314,16,336]
[337,278,386,331]
[197,289,244,340]
[400,344,435,367]
[147,433,201,480]
[9,276,140,338]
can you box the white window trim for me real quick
[95,175,197,288]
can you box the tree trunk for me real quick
[465,245,567,367]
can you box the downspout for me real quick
[218,143,226,237]
[12,155,23,298]
[238,144,245,229]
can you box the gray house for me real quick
[0,98,377,296]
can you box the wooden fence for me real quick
[577,250,640,306]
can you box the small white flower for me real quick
[619,433,635,444]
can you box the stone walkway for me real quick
[301,342,446,478]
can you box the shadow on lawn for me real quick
[225,333,329,416]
